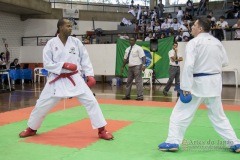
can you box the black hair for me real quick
[57,18,66,29]
[197,17,211,32]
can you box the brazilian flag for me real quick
[115,36,174,78]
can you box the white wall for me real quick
[0,11,24,61]
[19,41,240,85]
[0,12,119,63]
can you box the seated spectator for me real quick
[138,25,146,34]
[161,18,171,35]
[208,11,216,23]
[215,16,229,41]
[167,13,173,24]
[118,33,129,40]
[138,15,146,29]
[159,32,166,39]
[136,33,144,41]
[177,6,184,24]
[232,19,240,40]
[179,19,191,38]
[182,11,193,23]
[144,33,154,41]
[207,15,216,34]
[83,36,90,44]
[10,58,21,69]
[185,0,194,16]
[197,0,208,15]
[154,22,161,35]
[146,22,153,33]
[170,18,181,35]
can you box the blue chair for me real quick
[41,68,48,83]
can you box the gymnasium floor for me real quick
[0,82,239,160]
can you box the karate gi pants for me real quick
[166,95,240,146]
[27,82,107,130]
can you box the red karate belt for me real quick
[49,71,78,86]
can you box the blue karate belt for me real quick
[193,73,220,77]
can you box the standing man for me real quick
[163,42,183,96]
[158,18,240,152]
[121,37,146,101]
[19,18,113,140]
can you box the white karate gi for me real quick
[165,33,240,146]
[27,36,107,130]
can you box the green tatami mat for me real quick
[0,104,239,160]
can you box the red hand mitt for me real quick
[87,76,96,88]
[63,63,77,71]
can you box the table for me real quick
[9,69,32,84]
[0,70,11,91]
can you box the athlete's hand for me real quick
[63,63,77,71]
[87,76,96,88]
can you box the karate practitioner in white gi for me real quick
[159,17,240,152]
[19,18,113,140]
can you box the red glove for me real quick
[87,76,96,88]
[63,63,77,71]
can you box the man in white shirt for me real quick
[215,16,229,41]
[170,18,180,35]
[121,37,146,101]
[163,42,183,96]
[159,17,240,152]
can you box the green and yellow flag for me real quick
[115,36,174,78]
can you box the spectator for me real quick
[207,15,215,35]
[10,58,21,69]
[208,11,216,22]
[161,18,171,35]
[160,32,166,39]
[167,13,173,24]
[185,0,194,16]
[197,0,208,15]
[233,0,240,14]
[118,33,130,40]
[170,18,181,35]
[179,19,191,39]
[145,33,154,41]
[163,42,183,96]
[0,52,8,90]
[154,22,161,37]
[177,6,184,24]
[146,23,153,33]
[157,0,165,18]
[0,52,7,69]
[232,19,240,40]
[215,16,229,41]
[182,11,193,23]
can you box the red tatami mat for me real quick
[21,119,132,148]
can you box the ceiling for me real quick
[0,1,51,15]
